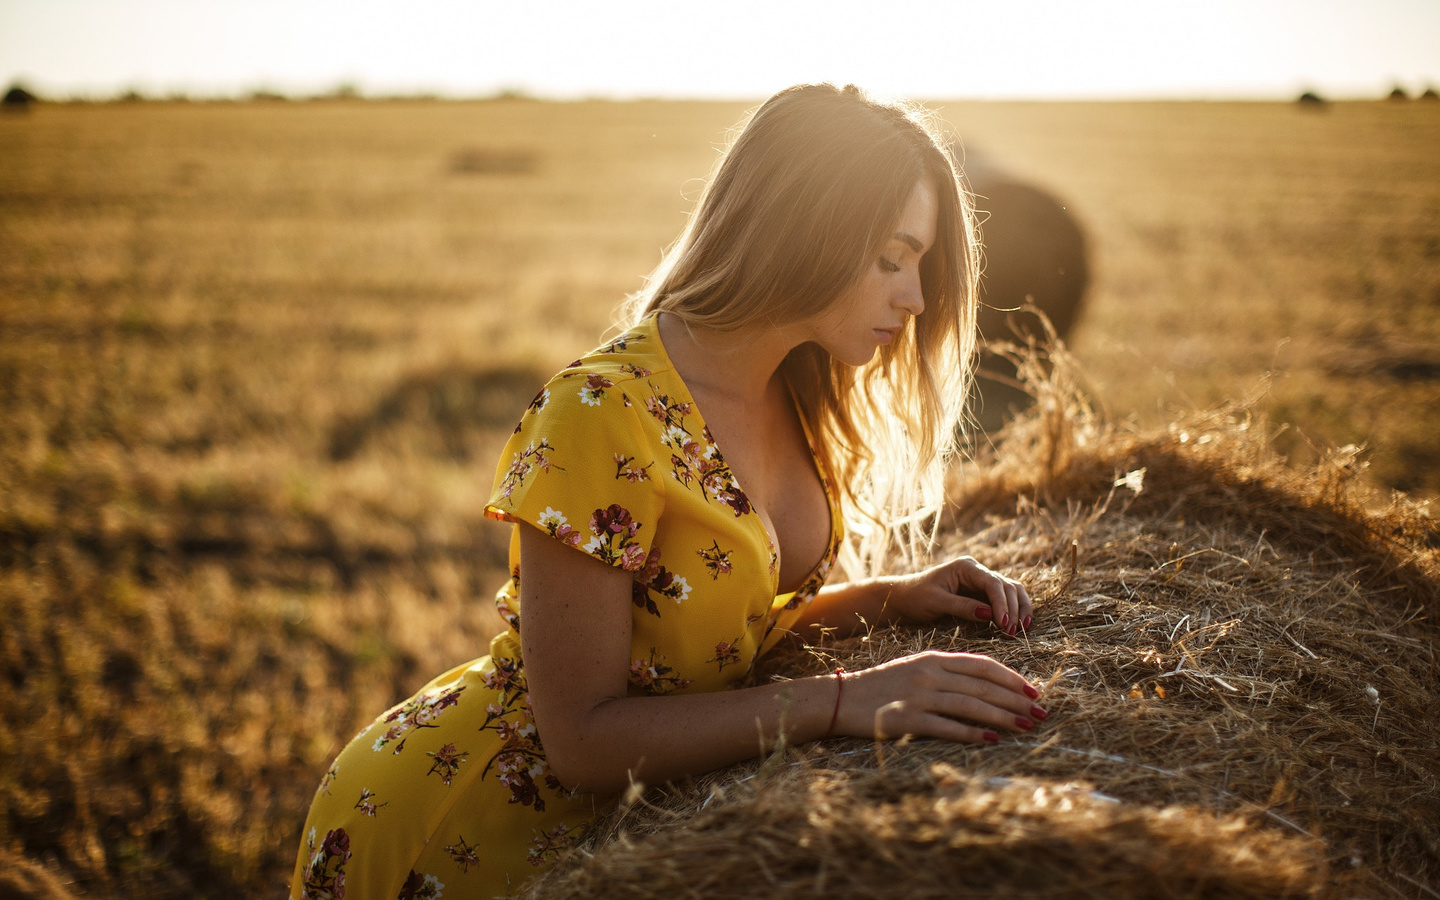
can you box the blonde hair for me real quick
[626,83,979,575]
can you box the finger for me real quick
[1001,580,1021,636]
[974,576,1012,633]
[932,652,1043,701]
[874,704,1001,745]
[926,687,1037,734]
[952,560,1031,637]
[932,670,1041,722]
[1016,582,1034,632]
[936,588,992,624]
[952,557,999,593]
[979,577,1016,636]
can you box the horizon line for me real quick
[8,83,1438,106]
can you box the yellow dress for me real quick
[291,314,843,899]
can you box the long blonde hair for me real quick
[626,83,980,575]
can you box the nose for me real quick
[894,270,925,317]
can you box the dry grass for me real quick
[944,101,1440,494]
[519,348,1440,899]
[521,766,1332,899]
[0,98,1437,897]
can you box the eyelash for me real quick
[879,257,901,273]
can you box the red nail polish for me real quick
[1022,615,1032,631]
[982,730,1000,743]
[1030,705,1049,721]
[1015,717,1034,731]
[975,605,992,621]
[1023,684,1040,700]
[1000,613,1009,630]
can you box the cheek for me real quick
[859,279,891,314]
[819,291,862,334]
[840,273,875,306]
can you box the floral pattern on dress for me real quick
[372,686,466,755]
[582,504,648,571]
[427,743,469,786]
[528,822,582,868]
[354,788,387,817]
[629,648,691,694]
[478,658,562,811]
[643,388,691,429]
[630,546,691,617]
[444,834,480,873]
[783,535,842,610]
[397,871,444,900]
[706,613,764,672]
[645,388,752,516]
[536,507,583,549]
[515,387,552,433]
[706,637,742,672]
[498,439,560,501]
[596,332,641,354]
[694,426,753,516]
[497,567,521,631]
[613,453,653,483]
[578,374,614,406]
[317,762,338,797]
[697,540,734,578]
[299,826,350,900]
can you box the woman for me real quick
[292,83,1044,900]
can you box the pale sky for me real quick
[2,0,1438,101]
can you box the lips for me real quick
[873,327,898,345]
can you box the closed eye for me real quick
[878,256,901,273]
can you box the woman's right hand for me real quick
[833,651,1045,743]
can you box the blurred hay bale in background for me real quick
[520,348,1439,899]
[964,159,1092,434]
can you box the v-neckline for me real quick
[644,313,840,595]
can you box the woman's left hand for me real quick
[885,556,1033,637]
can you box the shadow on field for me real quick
[447,146,541,176]
[329,364,548,462]
[1321,342,1440,383]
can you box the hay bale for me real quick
[965,168,1091,434]
[520,352,1440,899]
[3,84,37,108]
[526,767,1327,899]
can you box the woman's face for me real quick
[810,177,938,367]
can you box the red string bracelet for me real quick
[824,667,846,738]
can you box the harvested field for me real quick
[2,99,1438,897]
[518,354,1440,899]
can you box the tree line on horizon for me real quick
[5,81,1440,108]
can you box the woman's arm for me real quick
[520,526,1044,796]
[790,556,1035,642]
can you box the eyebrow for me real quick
[893,232,925,253]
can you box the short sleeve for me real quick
[486,372,665,572]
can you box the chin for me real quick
[814,334,880,367]
[835,347,878,367]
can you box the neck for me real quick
[656,312,808,404]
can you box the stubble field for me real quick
[0,98,1437,897]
